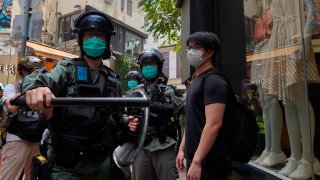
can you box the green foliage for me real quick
[114,54,139,93]
[139,0,182,54]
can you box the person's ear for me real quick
[203,49,214,60]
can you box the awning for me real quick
[27,40,79,60]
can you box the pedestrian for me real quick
[131,48,185,180]
[0,56,45,180]
[176,31,232,180]
[21,10,139,180]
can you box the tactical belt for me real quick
[52,134,110,168]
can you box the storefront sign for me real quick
[311,39,320,53]
[0,64,15,76]
[0,55,18,84]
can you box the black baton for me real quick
[10,97,150,107]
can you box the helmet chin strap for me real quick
[145,76,158,86]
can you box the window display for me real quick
[244,0,320,179]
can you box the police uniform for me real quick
[132,48,185,180]
[23,58,128,179]
[132,83,185,180]
[21,10,132,180]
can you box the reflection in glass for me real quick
[244,0,320,179]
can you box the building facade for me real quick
[0,0,149,83]
[54,0,147,57]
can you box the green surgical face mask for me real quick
[127,80,138,88]
[82,37,107,58]
[142,65,157,79]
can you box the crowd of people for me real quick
[0,10,242,180]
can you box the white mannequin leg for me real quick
[289,82,320,179]
[254,86,271,164]
[283,101,301,159]
[292,83,315,162]
[278,101,301,176]
[259,94,287,167]
[268,95,283,154]
[259,86,272,152]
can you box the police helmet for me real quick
[137,48,164,75]
[18,56,44,75]
[126,70,142,82]
[74,10,116,59]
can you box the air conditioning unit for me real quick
[104,0,113,5]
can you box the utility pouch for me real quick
[143,134,153,146]
[4,112,48,142]
[77,84,101,97]
[158,126,166,143]
[55,137,80,168]
[86,143,107,162]
[31,155,51,180]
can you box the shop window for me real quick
[127,0,132,16]
[243,0,320,179]
[125,31,141,57]
[121,0,125,11]
[57,12,80,43]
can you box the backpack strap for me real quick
[200,69,236,101]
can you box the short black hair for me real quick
[186,31,221,53]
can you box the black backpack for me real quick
[201,70,258,163]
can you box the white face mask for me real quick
[187,49,206,67]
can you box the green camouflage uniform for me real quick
[23,58,121,180]
[131,83,185,180]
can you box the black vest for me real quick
[51,59,121,146]
[147,81,177,141]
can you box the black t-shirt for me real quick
[185,68,231,157]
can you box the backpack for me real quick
[201,70,258,163]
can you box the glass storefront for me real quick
[244,0,320,179]
[125,31,142,56]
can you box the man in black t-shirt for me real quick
[176,32,231,180]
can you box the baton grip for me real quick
[10,98,26,106]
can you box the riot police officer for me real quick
[131,48,185,180]
[126,70,142,89]
[21,10,139,180]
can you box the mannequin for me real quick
[250,41,269,165]
[250,4,287,167]
[262,0,320,178]
[250,41,287,167]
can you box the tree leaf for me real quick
[139,0,182,54]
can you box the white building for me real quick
[0,0,147,57]
[54,0,147,56]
